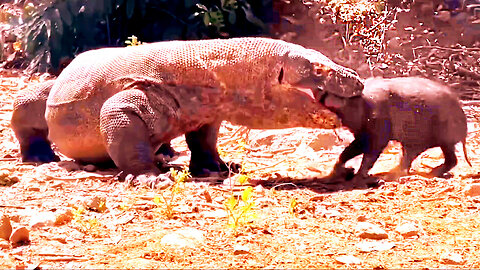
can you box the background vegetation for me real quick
[1,0,273,72]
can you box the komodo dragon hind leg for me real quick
[11,80,60,163]
[186,123,241,177]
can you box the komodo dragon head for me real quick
[280,48,364,99]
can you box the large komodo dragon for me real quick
[11,37,364,185]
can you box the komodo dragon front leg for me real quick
[99,81,235,185]
[186,123,241,176]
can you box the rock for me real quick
[233,244,250,255]
[59,161,81,172]
[0,170,19,186]
[9,227,30,245]
[50,181,63,189]
[83,196,107,212]
[160,228,205,249]
[335,255,362,265]
[54,209,74,225]
[463,183,480,197]
[356,241,395,252]
[83,164,97,172]
[317,208,343,219]
[395,222,420,238]
[357,215,367,222]
[0,238,10,249]
[253,185,265,195]
[440,252,464,265]
[26,185,41,192]
[29,213,55,229]
[201,188,212,203]
[0,214,12,241]
[356,222,388,240]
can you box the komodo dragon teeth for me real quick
[11,37,364,182]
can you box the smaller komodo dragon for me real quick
[11,37,364,186]
[320,77,471,183]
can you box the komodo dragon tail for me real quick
[462,139,472,167]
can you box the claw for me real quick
[124,172,173,189]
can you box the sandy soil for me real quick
[1,71,480,269]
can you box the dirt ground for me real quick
[1,69,480,269]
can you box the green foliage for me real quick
[194,0,267,37]
[153,167,191,219]
[289,197,298,217]
[125,35,144,46]
[72,206,103,236]
[224,186,257,232]
[17,0,271,73]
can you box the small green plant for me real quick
[72,206,102,236]
[153,167,191,219]
[194,0,266,37]
[224,185,257,232]
[125,35,144,46]
[289,197,298,217]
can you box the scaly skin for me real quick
[12,37,364,183]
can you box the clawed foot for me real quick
[351,174,384,188]
[21,138,61,163]
[155,143,179,160]
[430,167,453,179]
[190,161,241,178]
[124,172,173,189]
[324,166,355,183]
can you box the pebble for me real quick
[160,228,205,249]
[50,181,64,189]
[233,244,250,255]
[463,183,480,197]
[0,170,19,186]
[317,208,343,219]
[253,185,265,195]
[54,209,74,225]
[29,213,55,229]
[9,227,30,245]
[355,222,388,240]
[357,215,367,222]
[59,161,81,172]
[395,222,420,238]
[83,164,97,172]
[440,252,464,265]
[335,255,362,265]
[26,185,41,192]
[83,196,107,212]
[0,214,12,240]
